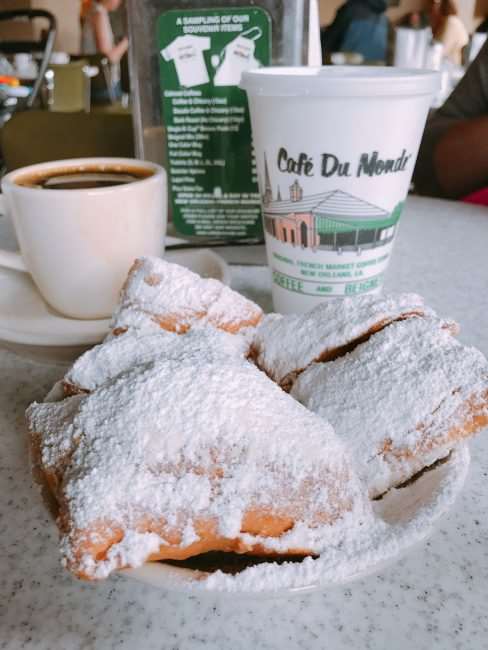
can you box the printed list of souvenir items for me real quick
[158,8,271,239]
[165,88,259,237]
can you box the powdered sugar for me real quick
[72,530,163,580]
[64,328,248,393]
[252,293,435,387]
[292,318,488,497]
[124,445,470,593]
[111,257,262,335]
[27,328,372,580]
[28,267,488,591]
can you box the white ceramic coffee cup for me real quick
[0,157,167,319]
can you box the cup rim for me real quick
[1,157,166,196]
[240,65,440,97]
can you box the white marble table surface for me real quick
[1,195,488,650]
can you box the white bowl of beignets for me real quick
[27,257,488,593]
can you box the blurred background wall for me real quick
[0,0,80,52]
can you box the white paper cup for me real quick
[241,66,439,314]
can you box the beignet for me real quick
[28,329,371,580]
[292,317,488,497]
[111,257,262,336]
[251,293,457,390]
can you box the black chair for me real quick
[0,9,57,110]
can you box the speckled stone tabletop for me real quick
[1,196,488,650]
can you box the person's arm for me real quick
[91,11,128,63]
[437,16,469,64]
[413,39,488,198]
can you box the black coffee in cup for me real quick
[16,165,154,190]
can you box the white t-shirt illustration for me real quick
[213,29,261,87]
[161,35,211,88]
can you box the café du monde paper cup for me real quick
[241,66,439,314]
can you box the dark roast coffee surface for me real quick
[16,165,154,190]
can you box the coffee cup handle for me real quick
[0,195,28,272]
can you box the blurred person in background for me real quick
[414,40,488,205]
[321,0,390,63]
[429,0,468,65]
[80,0,128,101]
[397,11,429,29]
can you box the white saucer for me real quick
[0,245,230,347]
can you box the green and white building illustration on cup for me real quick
[262,157,403,254]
